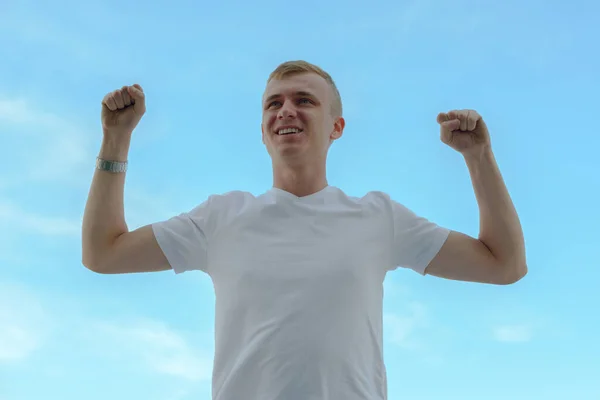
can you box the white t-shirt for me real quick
[152,186,449,400]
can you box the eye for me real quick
[267,101,281,109]
[298,98,313,104]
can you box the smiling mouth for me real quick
[277,128,303,135]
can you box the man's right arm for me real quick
[82,84,170,274]
[81,138,171,274]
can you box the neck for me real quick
[272,157,328,197]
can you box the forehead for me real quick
[263,73,329,101]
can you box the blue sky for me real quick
[1,0,599,399]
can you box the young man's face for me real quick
[261,73,344,164]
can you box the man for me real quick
[82,60,527,399]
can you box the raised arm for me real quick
[82,84,170,274]
[424,110,527,285]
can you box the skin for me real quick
[428,110,527,284]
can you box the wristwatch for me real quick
[96,157,128,173]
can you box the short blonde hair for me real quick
[267,60,343,117]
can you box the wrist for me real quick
[463,145,494,167]
[99,133,131,161]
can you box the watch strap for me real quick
[96,157,128,173]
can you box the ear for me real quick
[261,123,265,144]
[330,116,345,141]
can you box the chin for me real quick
[277,147,304,158]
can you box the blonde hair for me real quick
[267,60,343,117]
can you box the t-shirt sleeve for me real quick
[388,198,451,275]
[151,198,214,274]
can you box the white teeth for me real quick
[278,128,301,135]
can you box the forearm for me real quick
[82,135,131,268]
[464,147,527,272]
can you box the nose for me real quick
[277,101,296,120]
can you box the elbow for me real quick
[82,255,107,274]
[82,244,99,273]
[82,234,121,274]
[82,247,112,274]
[497,262,528,285]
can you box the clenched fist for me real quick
[437,109,491,157]
[101,84,146,136]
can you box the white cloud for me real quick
[0,325,41,361]
[0,201,79,236]
[0,280,212,388]
[87,318,212,381]
[493,324,534,343]
[0,98,72,128]
[0,282,53,362]
[0,98,29,123]
[383,279,412,298]
[125,187,183,229]
[383,301,428,350]
[0,96,93,185]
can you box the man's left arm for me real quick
[425,109,527,285]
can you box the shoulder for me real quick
[188,190,257,215]
[334,188,430,227]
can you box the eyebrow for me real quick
[264,91,316,104]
